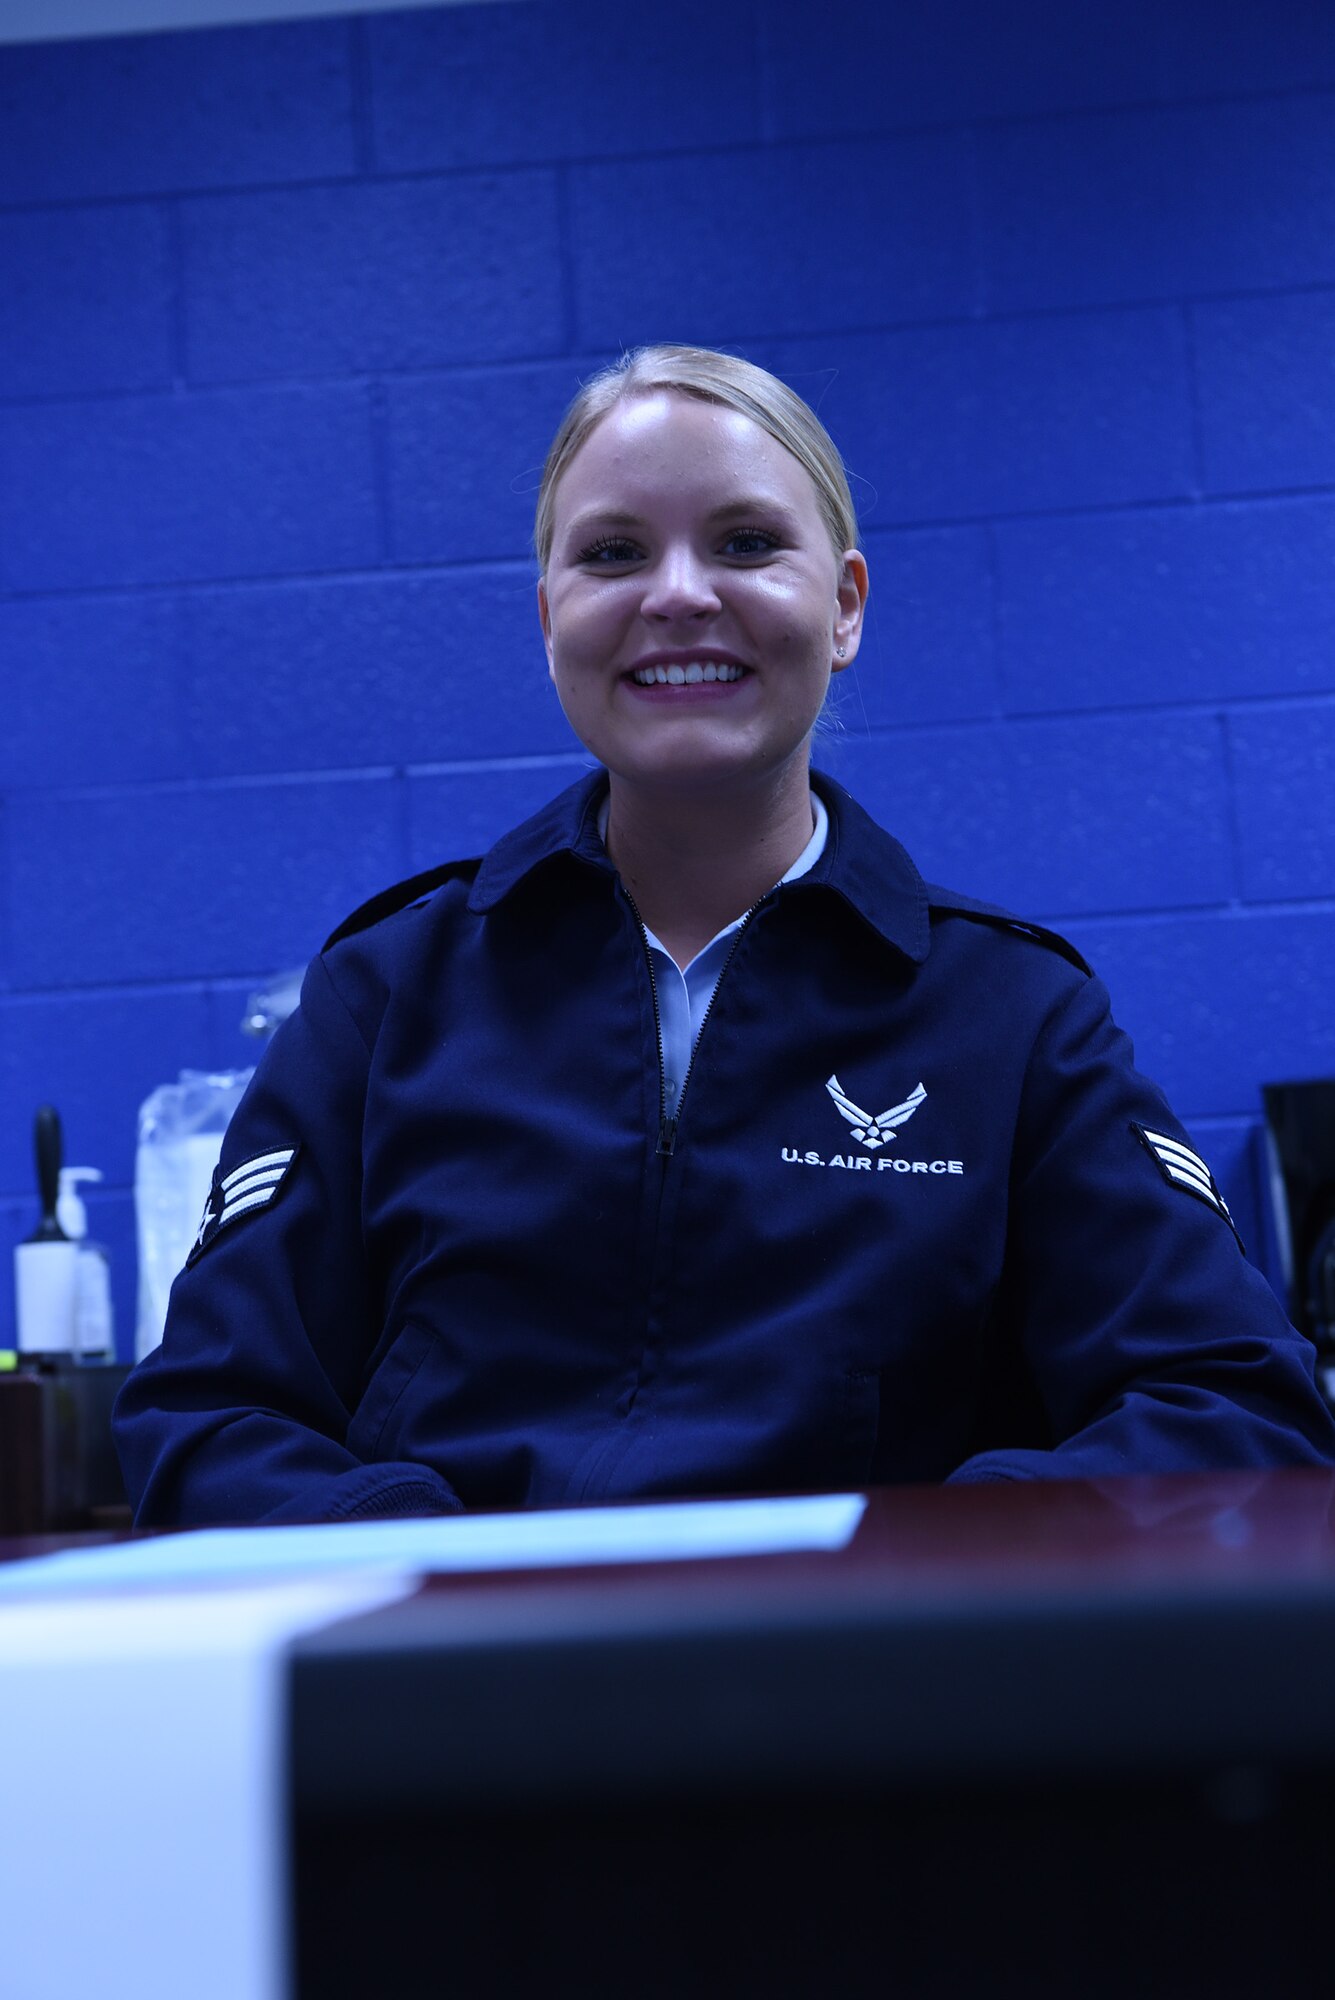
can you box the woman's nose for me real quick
[640,546,721,620]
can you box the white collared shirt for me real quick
[598,792,829,1111]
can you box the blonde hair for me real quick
[534,345,858,572]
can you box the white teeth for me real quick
[630,661,745,686]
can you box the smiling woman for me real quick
[113,344,1335,1527]
[537,372,868,966]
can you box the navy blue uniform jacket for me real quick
[114,773,1335,1524]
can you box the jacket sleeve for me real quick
[113,951,462,1526]
[949,967,1335,1483]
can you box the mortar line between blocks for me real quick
[552,162,579,357]
[1180,302,1209,497]
[1217,709,1248,911]
[164,199,189,387]
[753,0,778,147]
[982,521,1006,720]
[347,14,378,177]
[366,377,394,566]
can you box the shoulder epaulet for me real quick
[322,857,481,951]
[925,885,1092,976]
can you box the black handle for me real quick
[32,1104,66,1241]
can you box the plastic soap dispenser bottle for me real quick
[13,1105,78,1363]
[57,1167,115,1363]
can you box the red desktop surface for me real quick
[288,1472,1335,1997]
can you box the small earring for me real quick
[835,645,846,658]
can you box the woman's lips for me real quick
[623,677,751,703]
[621,658,753,703]
[628,660,748,687]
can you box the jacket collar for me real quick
[469,768,930,965]
[803,773,930,964]
[469,768,612,909]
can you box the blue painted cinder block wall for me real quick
[2,0,1334,1356]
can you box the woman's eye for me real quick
[723,528,781,556]
[576,535,641,564]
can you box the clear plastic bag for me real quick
[134,1068,253,1361]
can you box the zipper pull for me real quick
[657,1116,678,1158]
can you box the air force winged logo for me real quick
[825,1074,927,1152]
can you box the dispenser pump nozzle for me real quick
[57,1168,102,1243]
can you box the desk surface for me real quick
[290,1469,1335,1804]
[7,1474,1335,2000]
[284,1472,1335,2000]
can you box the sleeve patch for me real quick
[1131,1124,1243,1250]
[186,1146,299,1268]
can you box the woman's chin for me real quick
[603,733,812,800]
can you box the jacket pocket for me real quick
[347,1320,434,1463]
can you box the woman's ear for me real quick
[832,550,869,672]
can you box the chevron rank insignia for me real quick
[186,1146,299,1268]
[1132,1125,1242,1249]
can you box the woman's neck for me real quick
[604,765,817,970]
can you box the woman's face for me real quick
[538,390,867,799]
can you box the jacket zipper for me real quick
[577,884,772,1478]
[622,887,771,1157]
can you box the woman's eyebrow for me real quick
[563,496,795,540]
[560,508,645,542]
[705,495,794,522]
